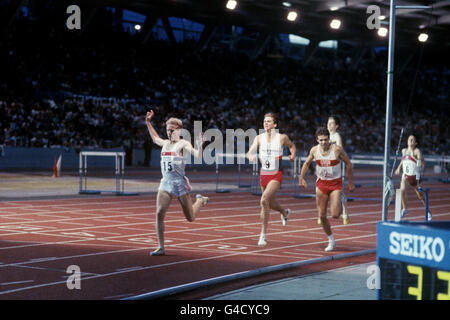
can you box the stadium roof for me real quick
[96,0,450,49]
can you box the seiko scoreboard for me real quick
[377,221,450,300]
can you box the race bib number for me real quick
[161,158,173,172]
[317,166,333,179]
[403,161,416,176]
[261,156,278,171]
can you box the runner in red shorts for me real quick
[299,127,354,252]
[394,134,431,220]
[246,112,296,246]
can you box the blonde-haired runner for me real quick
[146,110,209,256]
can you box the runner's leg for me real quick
[155,190,172,251]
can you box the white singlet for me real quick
[330,132,341,145]
[160,140,186,179]
[258,132,283,172]
[402,154,418,177]
[315,144,342,181]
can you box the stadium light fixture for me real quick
[418,33,428,42]
[330,19,341,29]
[226,0,237,10]
[287,11,298,22]
[377,27,388,37]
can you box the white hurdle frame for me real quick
[79,151,137,195]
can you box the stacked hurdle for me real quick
[79,151,138,196]
[214,153,303,197]
[394,187,431,222]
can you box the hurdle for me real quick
[292,157,386,201]
[214,153,302,196]
[345,158,385,201]
[79,151,138,196]
[250,155,302,197]
[394,187,432,222]
[292,156,315,199]
[215,153,253,193]
[418,187,432,221]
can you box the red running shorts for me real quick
[404,174,418,187]
[260,170,283,188]
[316,178,343,195]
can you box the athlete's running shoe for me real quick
[341,192,349,225]
[150,247,166,256]
[342,213,349,225]
[281,209,291,226]
[196,194,209,205]
[401,209,409,218]
[258,233,267,246]
[325,240,336,252]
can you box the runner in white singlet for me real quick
[299,127,354,252]
[395,134,431,220]
[247,112,296,246]
[259,131,283,174]
[327,116,350,225]
[146,110,209,256]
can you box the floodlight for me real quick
[330,19,341,29]
[287,11,298,22]
[226,0,237,10]
[377,27,388,37]
[418,33,428,42]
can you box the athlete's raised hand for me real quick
[146,110,155,124]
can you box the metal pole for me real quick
[395,5,431,9]
[79,152,83,193]
[84,154,88,191]
[215,154,219,192]
[122,153,125,193]
[382,0,396,221]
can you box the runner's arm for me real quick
[299,147,315,188]
[246,135,259,163]
[337,146,355,192]
[146,110,166,147]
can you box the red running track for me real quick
[0,184,449,300]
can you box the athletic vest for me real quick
[330,132,340,145]
[259,132,283,172]
[315,144,342,180]
[160,140,186,179]
[402,154,418,176]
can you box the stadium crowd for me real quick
[1,6,449,158]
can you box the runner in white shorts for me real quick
[146,110,209,256]
[327,115,350,225]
